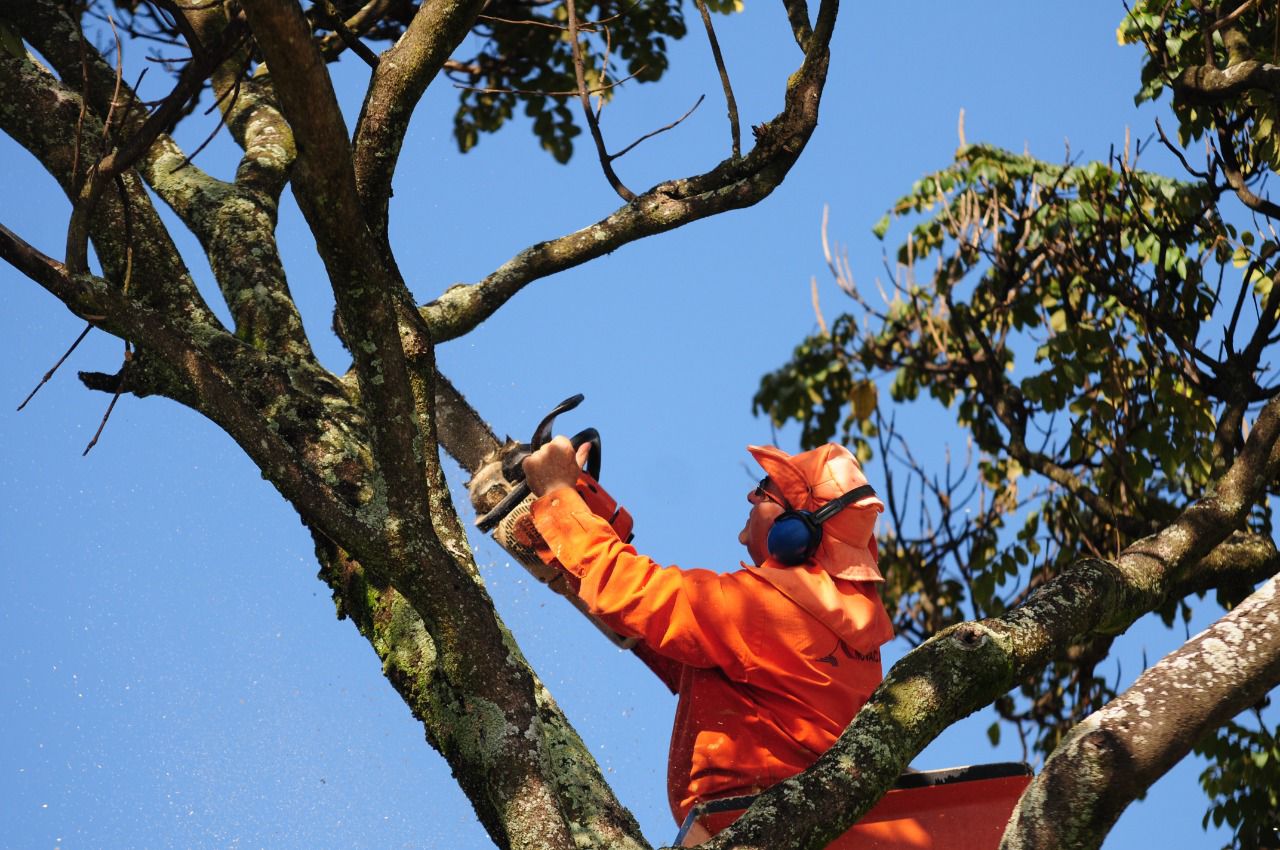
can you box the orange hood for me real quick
[747,443,884,582]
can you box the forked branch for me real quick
[422,0,841,342]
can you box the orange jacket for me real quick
[530,486,894,826]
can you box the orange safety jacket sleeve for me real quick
[530,486,755,679]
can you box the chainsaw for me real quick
[468,394,637,648]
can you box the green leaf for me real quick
[872,214,892,240]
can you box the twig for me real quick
[1215,119,1280,220]
[1154,117,1210,180]
[609,95,704,160]
[478,2,636,31]
[173,53,251,172]
[82,348,130,456]
[316,0,380,68]
[565,0,635,200]
[102,16,126,144]
[16,324,94,412]
[477,13,591,31]
[1211,0,1260,32]
[453,68,645,99]
[692,0,740,158]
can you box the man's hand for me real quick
[523,436,593,498]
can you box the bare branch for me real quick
[351,0,487,245]
[608,94,704,160]
[82,346,129,456]
[693,0,740,159]
[1210,0,1261,32]
[16,323,94,412]
[566,0,635,201]
[1154,116,1211,180]
[314,0,380,68]
[1215,119,1280,220]
[452,67,646,99]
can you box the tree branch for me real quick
[238,0,431,531]
[60,10,246,275]
[781,0,814,50]
[351,0,487,247]
[1177,58,1280,103]
[421,0,841,342]
[566,0,635,201]
[1002,575,1280,850]
[693,0,740,159]
[9,5,311,359]
[0,222,376,553]
[0,43,223,331]
[1215,119,1280,220]
[182,5,297,201]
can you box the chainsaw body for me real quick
[468,395,638,649]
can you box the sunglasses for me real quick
[754,478,789,508]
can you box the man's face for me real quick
[740,477,788,566]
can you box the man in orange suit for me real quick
[523,439,894,837]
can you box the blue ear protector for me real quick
[767,483,878,566]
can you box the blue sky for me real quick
[0,2,1257,848]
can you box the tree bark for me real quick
[1002,576,1280,850]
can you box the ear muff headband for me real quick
[766,483,878,566]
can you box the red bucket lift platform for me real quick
[676,762,1033,849]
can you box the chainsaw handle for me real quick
[571,427,601,481]
[532,394,585,450]
[475,422,600,533]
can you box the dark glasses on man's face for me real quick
[754,478,787,508]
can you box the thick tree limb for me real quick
[177,5,296,201]
[351,0,487,245]
[238,0,431,537]
[1002,576,1280,850]
[421,0,840,342]
[1173,529,1280,600]
[0,224,375,553]
[705,392,1280,850]
[1177,59,1280,103]
[781,0,814,50]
